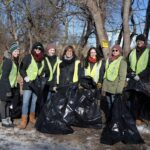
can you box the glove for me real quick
[52,86,57,92]
[97,82,102,89]
[134,75,140,81]
[24,76,30,82]
[6,92,12,98]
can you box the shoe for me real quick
[136,119,145,126]
[1,118,14,128]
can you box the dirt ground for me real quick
[0,119,150,150]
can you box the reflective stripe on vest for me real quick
[129,48,149,74]
[9,62,18,88]
[104,56,123,81]
[57,60,80,84]
[45,57,60,81]
[26,55,44,81]
[85,61,102,83]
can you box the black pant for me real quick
[0,101,10,119]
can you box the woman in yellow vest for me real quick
[102,44,127,120]
[0,42,20,127]
[84,47,105,89]
[44,43,60,101]
[56,45,82,86]
[18,42,45,129]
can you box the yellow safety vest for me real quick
[104,56,123,81]
[45,57,60,81]
[85,61,102,83]
[26,55,44,81]
[129,48,149,74]
[0,61,18,88]
[57,60,80,84]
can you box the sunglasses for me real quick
[112,49,119,52]
[35,47,42,50]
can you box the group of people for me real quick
[0,34,149,136]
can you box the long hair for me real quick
[84,47,101,68]
[62,45,76,57]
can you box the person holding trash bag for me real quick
[18,42,45,129]
[56,45,82,87]
[84,47,105,90]
[126,34,150,125]
[44,43,60,102]
[102,44,127,120]
[0,42,20,127]
[101,44,144,145]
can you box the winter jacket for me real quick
[102,58,127,94]
[57,56,82,86]
[127,47,150,83]
[20,54,46,90]
[44,55,60,90]
[0,51,19,101]
[84,59,105,84]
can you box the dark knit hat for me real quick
[8,42,20,53]
[32,42,44,52]
[136,34,146,42]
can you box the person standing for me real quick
[44,44,60,101]
[127,34,150,125]
[0,43,20,127]
[102,44,127,120]
[18,42,45,129]
[56,45,82,86]
[84,47,105,89]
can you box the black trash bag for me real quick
[125,79,150,120]
[35,85,74,134]
[125,79,150,97]
[73,88,102,128]
[100,95,144,145]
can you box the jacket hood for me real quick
[3,51,12,59]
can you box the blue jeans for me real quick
[22,90,37,115]
[106,93,115,110]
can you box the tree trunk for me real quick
[144,0,150,40]
[85,0,109,59]
[123,0,131,57]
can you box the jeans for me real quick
[22,90,37,115]
[106,93,115,110]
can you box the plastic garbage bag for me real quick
[100,94,144,145]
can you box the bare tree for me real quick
[123,0,131,56]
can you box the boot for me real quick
[18,115,27,129]
[136,119,145,126]
[29,112,36,124]
[1,118,13,128]
[6,117,14,127]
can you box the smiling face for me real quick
[65,48,73,58]
[90,49,97,58]
[12,49,19,58]
[48,48,56,56]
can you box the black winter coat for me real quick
[0,52,19,101]
[127,47,150,83]
[20,54,46,90]
[58,57,83,86]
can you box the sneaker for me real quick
[2,118,14,128]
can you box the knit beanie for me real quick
[32,42,44,52]
[47,43,56,50]
[136,34,146,42]
[8,42,20,53]
[111,44,122,53]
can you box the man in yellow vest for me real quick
[127,34,150,125]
